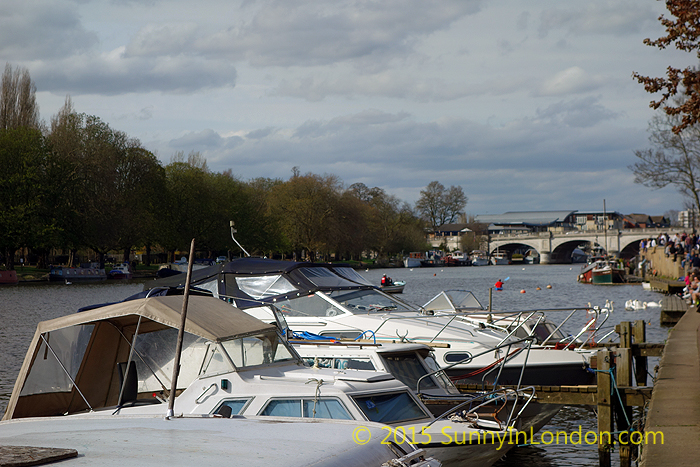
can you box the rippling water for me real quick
[0,265,670,465]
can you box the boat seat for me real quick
[117,361,159,407]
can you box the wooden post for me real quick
[632,319,647,386]
[616,348,633,467]
[616,321,632,349]
[597,350,613,467]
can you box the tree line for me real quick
[0,64,469,269]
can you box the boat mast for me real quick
[603,199,608,256]
[167,238,196,418]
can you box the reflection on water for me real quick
[0,265,670,465]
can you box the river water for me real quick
[0,264,671,466]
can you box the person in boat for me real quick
[381,274,388,286]
[494,279,504,290]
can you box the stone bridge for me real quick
[488,228,679,264]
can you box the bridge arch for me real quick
[489,229,678,264]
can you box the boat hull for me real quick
[0,270,18,285]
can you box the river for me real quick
[0,264,671,466]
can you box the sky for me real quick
[2,0,694,216]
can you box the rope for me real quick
[449,348,523,381]
[306,378,323,418]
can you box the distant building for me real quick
[427,224,472,251]
[678,210,698,229]
[475,211,578,235]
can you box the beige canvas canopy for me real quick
[3,295,277,420]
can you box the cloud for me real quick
[535,97,621,128]
[126,0,484,67]
[536,67,606,96]
[0,0,98,60]
[31,50,237,95]
[538,2,656,38]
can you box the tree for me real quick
[0,63,40,130]
[629,111,700,214]
[415,181,468,230]
[633,1,700,134]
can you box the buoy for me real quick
[536,287,541,290]
[434,273,436,276]
[546,285,552,289]
[520,289,526,294]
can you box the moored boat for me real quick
[0,269,18,285]
[48,264,106,282]
[108,262,133,279]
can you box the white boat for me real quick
[108,262,133,279]
[4,294,511,467]
[0,415,440,467]
[470,251,489,266]
[490,251,509,266]
[148,258,596,387]
[404,253,423,268]
[291,340,562,435]
[380,280,406,294]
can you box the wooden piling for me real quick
[632,319,647,386]
[597,350,613,467]
[616,348,633,467]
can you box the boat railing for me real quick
[426,384,538,431]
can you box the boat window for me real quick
[443,352,472,364]
[201,344,234,377]
[301,357,374,370]
[275,294,346,318]
[299,267,359,288]
[352,392,428,423]
[331,267,372,286]
[20,325,95,396]
[133,328,208,392]
[213,398,251,416]
[318,331,363,339]
[220,331,296,369]
[235,275,296,299]
[334,358,374,370]
[327,289,413,314]
[381,355,437,390]
[423,354,458,392]
[260,398,352,420]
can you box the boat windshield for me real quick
[380,354,438,390]
[299,267,359,288]
[275,294,347,318]
[352,391,429,424]
[218,330,297,370]
[235,275,297,299]
[327,289,414,314]
[331,267,373,286]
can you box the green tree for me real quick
[0,63,40,130]
[0,127,54,269]
[415,181,468,230]
[268,168,342,261]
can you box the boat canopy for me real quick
[145,258,374,308]
[3,296,279,420]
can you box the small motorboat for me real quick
[108,262,133,280]
[380,280,405,294]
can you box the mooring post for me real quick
[597,349,613,467]
[632,319,647,386]
[616,321,632,349]
[616,348,633,467]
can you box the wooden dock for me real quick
[648,278,686,295]
[640,307,700,467]
[660,294,690,325]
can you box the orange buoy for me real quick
[546,284,552,289]
[536,287,541,291]
[520,289,526,294]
